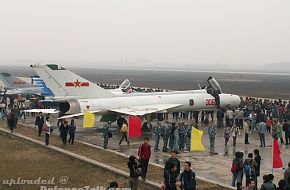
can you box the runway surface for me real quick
[2,66,290,99]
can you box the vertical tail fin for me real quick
[0,72,32,89]
[31,64,115,98]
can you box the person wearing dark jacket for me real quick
[178,161,196,190]
[260,174,276,190]
[164,151,181,175]
[7,112,16,133]
[283,120,290,145]
[59,120,69,145]
[68,119,76,145]
[276,179,285,190]
[164,163,179,190]
[253,149,261,190]
[35,112,44,137]
[138,137,151,181]
[127,155,141,190]
[285,162,290,188]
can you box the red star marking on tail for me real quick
[74,79,81,87]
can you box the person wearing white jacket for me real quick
[244,119,251,144]
[44,117,52,146]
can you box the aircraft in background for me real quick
[29,64,241,120]
[0,72,42,95]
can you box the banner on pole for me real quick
[191,127,206,151]
[83,111,95,128]
[128,116,142,138]
[273,138,283,169]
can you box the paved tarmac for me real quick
[21,115,289,188]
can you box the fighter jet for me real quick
[29,64,241,119]
[0,72,42,95]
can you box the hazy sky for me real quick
[0,0,290,66]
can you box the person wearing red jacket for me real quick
[138,137,151,181]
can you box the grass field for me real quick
[0,132,133,190]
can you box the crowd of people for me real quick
[2,89,290,189]
[127,139,196,190]
[97,82,171,93]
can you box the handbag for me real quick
[42,124,48,132]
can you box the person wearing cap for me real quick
[178,122,186,151]
[273,119,284,144]
[184,123,191,152]
[172,124,180,154]
[161,121,170,152]
[208,123,218,155]
[153,122,162,151]
[103,121,111,149]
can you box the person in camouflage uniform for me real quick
[184,123,192,152]
[162,121,171,152]
[172,124,180,153]
[178,122,185,151]
[208,123,217,155]
[153,122,162,151]
[103,121,111,149]
[169,123,175,150]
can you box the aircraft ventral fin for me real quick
[109,104,182,116]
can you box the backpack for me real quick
[244,160,252,176]
[231,162,238,174]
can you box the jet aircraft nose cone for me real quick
[232,94,241,106]
[219,93,241,108]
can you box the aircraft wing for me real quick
[109,104,182,116]
[24,109,59,114]
[5,88,42,95]
[57,110,101,120]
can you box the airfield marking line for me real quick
[0,127,160,189]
